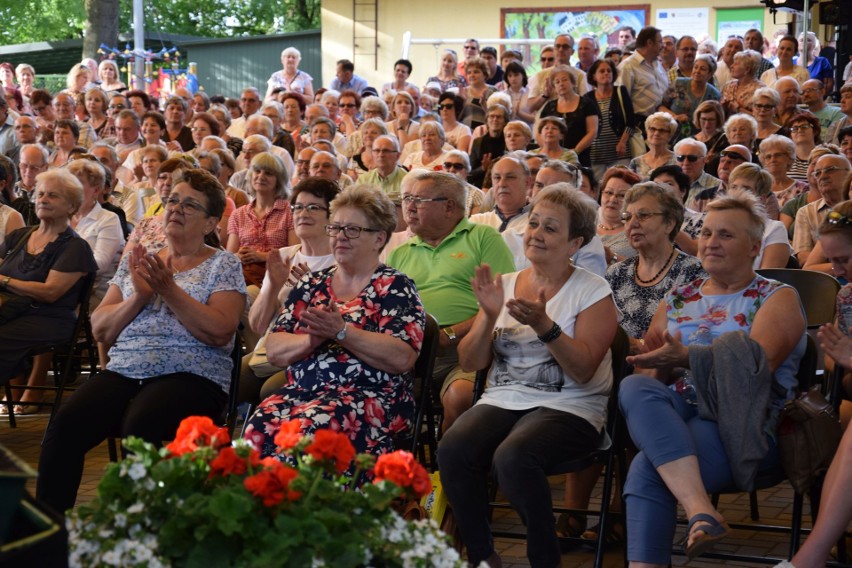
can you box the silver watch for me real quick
[335,322,347,342]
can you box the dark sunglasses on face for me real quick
[676,154,701,163]
[719,151,747,161]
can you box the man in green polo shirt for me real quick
[359,135,407,195]
[388,170,515,432]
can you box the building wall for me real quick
[184,30,321,98]
[321,0,801,91]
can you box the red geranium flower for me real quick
[374,451,432,499]
[210,446,258,477]
[166,416,230,457]
[273,419,304,450]
[243,462,301,507]
[305,430,356,473]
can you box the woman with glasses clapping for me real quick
[242,185,425,462]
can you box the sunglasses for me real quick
[540,57,555,63]
[827,211,852,227]
[442,162,466,171]
[339,103,357,108]
[437,104,455,111]
[676,154,701,163]
[719,151,747,161]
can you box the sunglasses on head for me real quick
[827,210,852,227]
[719,150,747,161]
[676,154,701,163]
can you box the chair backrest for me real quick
[407,312,440,456]
[756,269,840,328]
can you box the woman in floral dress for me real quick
[243,185,425,458]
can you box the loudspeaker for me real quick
[819,1,844,25]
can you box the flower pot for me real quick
[0,443,36,544]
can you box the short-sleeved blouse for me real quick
[0,227,97,317]
[606,251,706,339]
[106,249,247,392]
[267,69,314,96]
[227,199,294,252]
[664,275,806,414]
[479,267,613,432]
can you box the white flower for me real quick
[128,462,147,480]
[127,502,145,514]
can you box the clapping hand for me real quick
[626,329,687,370]
[506,289,551,336]
[471,264,504,321]
[266,249,294,288]
[818,322,852,371]
[288,262,310,286]
[131,245,177,297]
[299,302,346,341]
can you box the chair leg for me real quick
[789,491,804,557]
[3,383,16,429]
[107,437,119,463]
[594,452,616,568]
[749,490,760,521]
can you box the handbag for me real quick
[777,388,842,493]
[247,326,285,377]
[615,86,646,158]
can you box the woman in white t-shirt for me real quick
[241,178,339,404]
[439,185,618,568]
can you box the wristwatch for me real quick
[335,322,348,342]
[442,326,457,343]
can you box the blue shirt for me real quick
[329,74,369,95]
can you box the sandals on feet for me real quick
[580,519,626,549]
[555,512,587,538]
[683,513,731,560]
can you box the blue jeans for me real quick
[438,403,599,568]
[618,374,779,564]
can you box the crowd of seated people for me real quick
[1,24,852,568]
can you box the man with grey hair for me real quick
[387,170,515,432]
[229,134,273,193]
[244,115,295,177]
[261,101,296,158]
[292,146,317,186]
[744,29,775,78]
[674,138,722,206]
[91,141,143,227]
[163,95,194,151]
[52,92,97,149]
[12,143,48,225]
[801,79,842,132]
[359,134,406,195]
[9,114,38,166]
[227,87,263,139]
[575,36,599,73]
[308,150,343,185]
[793,154,852,265]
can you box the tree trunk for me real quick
[83,0,119,60]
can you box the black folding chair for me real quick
[473,326,631,568]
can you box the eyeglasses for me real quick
[295,159,311,166]
[165,196,210,216]
[442,162,466,171]
[827,211,852,227]
[801,88,820,94]
[622,211,664,223]
[814,166,849,179]
[719,150,747,161]
[753,103,775,111]
[676,154,701,163]
[31,105,46,114]
[325,224,381,238]
[540,56,555,63]
[108,104,125,110]
[190,127,210,132]
[647,126,669,134]
[339,103,357,108]
[790,124,814,132]
[371,148,398,154]
[555,43,572,50]
[401,195,449,207]
[291,203,328,214]
[438,104,454,111]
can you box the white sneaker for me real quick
[774,562,796,568]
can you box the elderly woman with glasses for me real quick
[785,112,821,182]
[629,113,678,179]
[242,184,425,461]
[760,134,809,207]
[751,88,786,146]
[597,166,643,264]
[38,168,246,515]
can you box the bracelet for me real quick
[537,322,562,344]
[442,326,457,343]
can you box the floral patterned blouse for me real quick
[664,275,805,413]
[244,264,426,458]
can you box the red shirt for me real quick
[227,198,293,252]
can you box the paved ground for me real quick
[0,405,827,567]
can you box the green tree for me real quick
[0,0,319,46]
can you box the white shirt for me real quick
[616,51,669,117]
[74,202,125,303]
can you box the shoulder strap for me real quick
[1,226,36,263]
